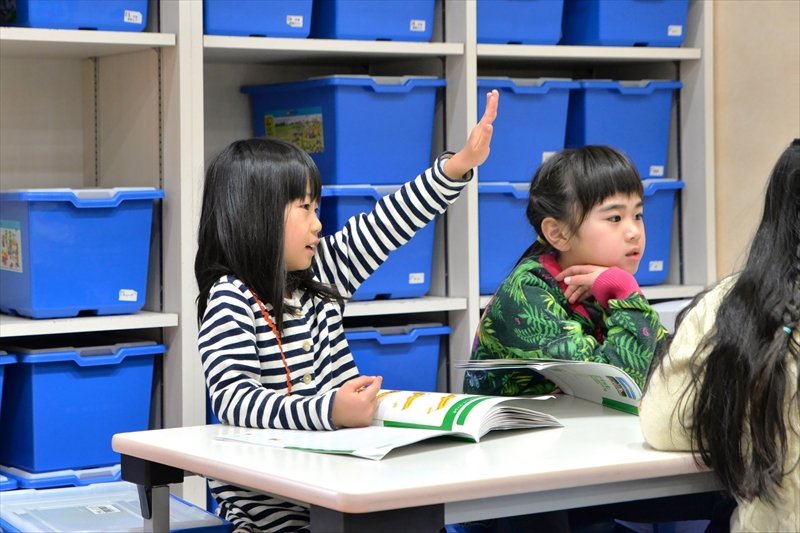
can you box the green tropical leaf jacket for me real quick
[464,254,669,396]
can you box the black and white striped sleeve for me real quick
[199,280,336,430]
[313,153,472,296]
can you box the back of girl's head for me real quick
[194,138,322,324]
[521,145,643,260]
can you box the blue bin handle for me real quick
[362,76,447,94]
[321,185,399,200]
[17,343,165,366]
[579,80,683,95]
[477,182,529,200]
[345,325,451,345]
[478,77,579,94]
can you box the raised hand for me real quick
[332,375,383,428]
[443,89,499,179]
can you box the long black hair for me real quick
[649,139,800,503]
[195,138,343,330]
[518,145,643,263]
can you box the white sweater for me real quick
[640,277,800,532]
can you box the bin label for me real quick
[409,272,425,285]
[264,107,324,154]
[123,10,143,25]
[87,504,122,515]
[0,220,23,273]
[119,289,138,302]
[649,165,665,177]
[667,25,683,37]
[286,15,304,28]
[410,19,427,32]
[648,261,664,272]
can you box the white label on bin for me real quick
[410,19,427,32]
[542,151,556,163]
[649,261,664,273]
[0,220,23,273]
[649,165,665,177]
[87,504,122,515]
[119,289,138,302]
[409,272,425,285]
[668,25,683,37]
[265,107,324,154]
[123,10,143,24]
[286,15,304,28]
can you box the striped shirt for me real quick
[198,154,470,532]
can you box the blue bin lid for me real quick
[642,179,685,195]
[0,350,15,365]
[0,481,230,533]
[242,75,446,95]
[578,80,683,94]
[344,323,451,344]
[0,474,18,492]
[2,338,165,366]
[0,464,121,489]
[0,187,164,208]
[478,77,579,94]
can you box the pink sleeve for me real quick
[591,267,643,307]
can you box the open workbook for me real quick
[216,390,562,460]
[456,358,642,415]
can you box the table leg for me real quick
[310,504,444,532]
[120,454,184,533]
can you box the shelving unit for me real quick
[0,0,715,507]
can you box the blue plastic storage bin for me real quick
[478,183,535,295]
[203,0,312,37]
[0,464,121,489]
[242,76,445,185]
[311,0,435,41]
[0,350,14,414]
[478,78,578,182]
[345,324,450,391]
[0,481,232,533]
[477,0,564,44]
[566,80,682,179]
[0,187,163,319]
[636,179,683,286]
[320,185,436,300]
[9,0,148,31]
[0,337,164,473]
[0,474,17,492]
[561,0,689,47]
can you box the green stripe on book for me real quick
[602,397,639,415]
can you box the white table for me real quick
[112,395,721,532]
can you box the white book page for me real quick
[216,426,450,461]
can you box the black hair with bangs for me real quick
[195,137,343,330]
[518,145,643,262]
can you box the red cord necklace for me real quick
[251,292,293,395]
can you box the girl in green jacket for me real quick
[465,145,669,397]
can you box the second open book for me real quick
[216,360,641,460]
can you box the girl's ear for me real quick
[541,217,572,252]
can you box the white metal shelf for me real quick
[203,35,463,63]
[478,285,704,309]
[0,27,175,59]
[0,311,179,338]
[344,296,467,318]
[477,44,701,63]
